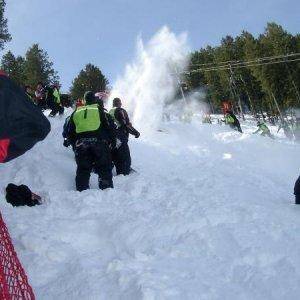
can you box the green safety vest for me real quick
[73,104,101,134]
[53,88,61,104]
[225,115,235,124]
[259,123,270,133]
[109,108,121,127]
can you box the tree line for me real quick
[185,23,300,117]
[1,46,108,101]
[0,1,108,101]
[1,0,299,115]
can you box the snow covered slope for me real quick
[0,115,300,299]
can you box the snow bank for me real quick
[0,116,300,299]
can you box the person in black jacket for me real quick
[224,110,243,133]
[109,98,140,175]
[46,84,64,117]
[64,91,116,191]
[294,175,300,205]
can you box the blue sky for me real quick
[3,0,299,91]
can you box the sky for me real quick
[3,0,300,92]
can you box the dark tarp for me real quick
[0,72,50,163]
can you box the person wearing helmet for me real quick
[109,97,140,175]
[223,110,242,133]
[64,91,117,191]
[253,120,273,138]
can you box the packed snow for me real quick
[1,114,300,300]
[1,27,300,299]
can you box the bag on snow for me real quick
[5,183,42,207]
[0,71,51,163]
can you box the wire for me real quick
[184,57,300,75]
[189,52,300,68]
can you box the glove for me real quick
[134,131,140,138]
[63,139,70,147]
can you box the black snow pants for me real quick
[49,102,64,117]
[111,128,132,175]
[74,138,113,191]
[112,141,131,175]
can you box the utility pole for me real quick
[205,84,215,114]
[229,64,245,120]
[174,66,187,105]
[239,74,256,118]
[270,91,284,123]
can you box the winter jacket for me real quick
[109,107,140,140]
[0,72,50,163]
[66,104,116,146]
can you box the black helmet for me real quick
[84,91,96,105]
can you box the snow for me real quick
[1,115,300,300]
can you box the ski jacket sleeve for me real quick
[0,72,50,163]
[66,112,77,144]
[115,108,140,137]
[115,108,128,128]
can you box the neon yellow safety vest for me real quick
[53,88,61,104]
[225,115,235,124]
[259,123,270,133]
[109,108,121,127]
[73,104,101,134]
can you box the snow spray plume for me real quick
[164,88,210,122]
[110,27,189,133]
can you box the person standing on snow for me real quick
[46,84,64,117]
[253,120,273,138]
[224,110,242,133]
[109,97,140,175]
[64,91,117,191]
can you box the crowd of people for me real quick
[2,70,299,204]
[220,110,300,141]
[24,82,64,117]
[22,81,141,193]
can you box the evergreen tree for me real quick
[186,22,300,115]
[70,63,109,99]
[0,0,11,51]
[23,44,59,88]
[1,50,25,85]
